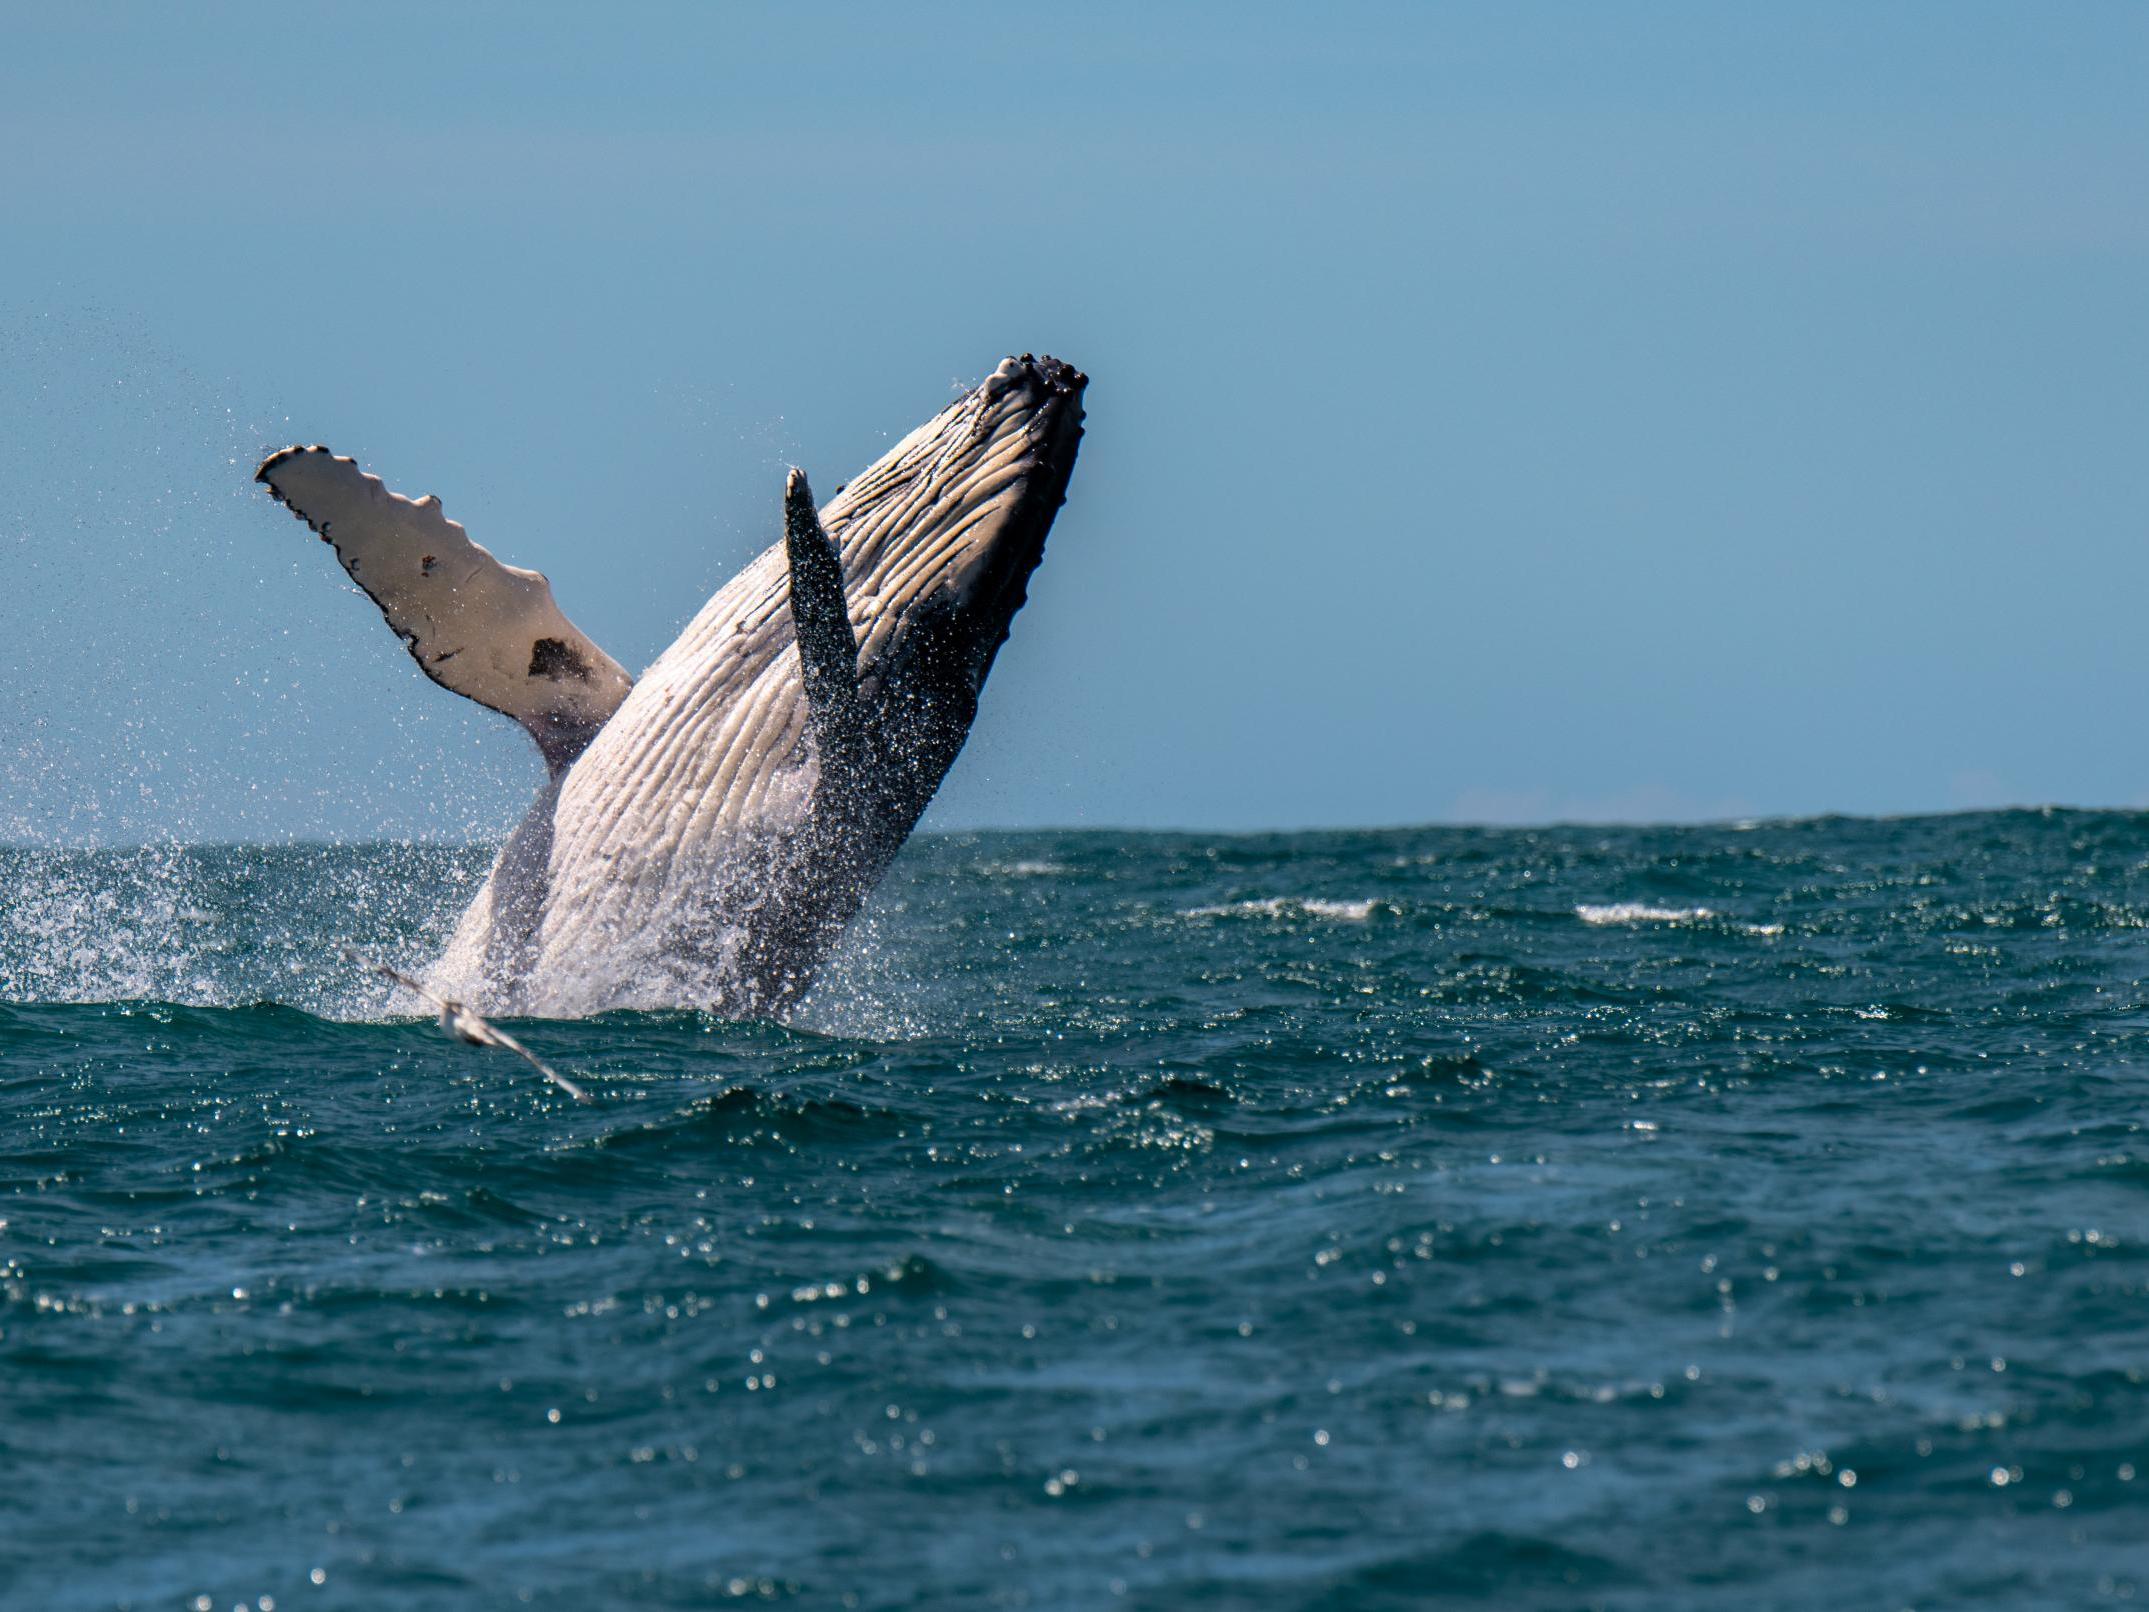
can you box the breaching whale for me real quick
[258,355,1085,1017]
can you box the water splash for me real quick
[0,841,488,1015]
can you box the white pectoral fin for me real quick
[257,446,633,769]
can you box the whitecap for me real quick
[1575,903,1783,938]
[1181,897,1382,922]
[1574,903,1716,926]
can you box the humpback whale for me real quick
[259,355,1086,1017]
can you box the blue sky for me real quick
[3,4,2145,839]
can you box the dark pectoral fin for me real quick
[784,467,866,770]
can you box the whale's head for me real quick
[822,354,1087,823]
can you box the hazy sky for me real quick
[3,4,2145,840]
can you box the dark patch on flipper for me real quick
[529,636,593,682]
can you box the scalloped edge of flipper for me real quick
[257,446,633,771]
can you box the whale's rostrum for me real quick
[258,355,1087,1017]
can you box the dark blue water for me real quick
[3,813,2146,1609]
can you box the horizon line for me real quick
[1,800,2135,854]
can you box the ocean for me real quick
[2,811,2144,1609]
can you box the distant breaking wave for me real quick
[1181,897,1382,922]
[1576,902,1783,936]
[1575,903,1717,925]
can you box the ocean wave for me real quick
[1575,903,1716,925]
[1576,902,1784,937]
[587,1084,904,1152]
[1181,897,1383,922]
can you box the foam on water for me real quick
[1180,896,1383,921]
[1576,902,1787,937]
[1575,901,1717,924]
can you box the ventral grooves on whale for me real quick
[257,354,1088,1019]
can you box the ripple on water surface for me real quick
[2,812,2147,1608]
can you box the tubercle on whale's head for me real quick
[841,354,1086,809]
[937,353,1086,669]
